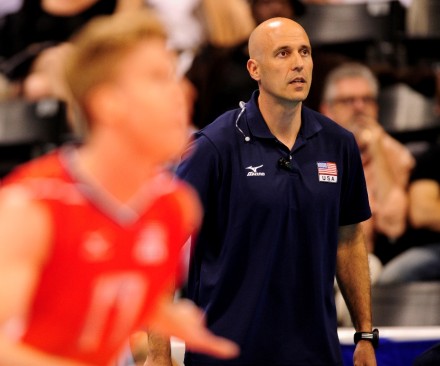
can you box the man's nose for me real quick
[352,98,368,111]
[291,52,304,70]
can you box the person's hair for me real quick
[321,62,379,103]
[64,9,166,121]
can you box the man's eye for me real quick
[300,49,310,56]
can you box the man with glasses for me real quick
[320,62,415,324]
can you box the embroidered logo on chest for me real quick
[317,161,338,183]
[246,164,265,177]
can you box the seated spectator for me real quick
[144,0,204,57]
[0,0,144,176]
[0,0,21,17]
[320,62,414,255]
[184,0,256,128]
[320,62,415,325]
[302,0,412,6]
[250,0,304,24]
[0,0,142,101]
[377,143,440,284]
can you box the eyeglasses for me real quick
[330,96,377,107]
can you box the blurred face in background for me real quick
[108,38,189,164]
[251,0,295,24]
[322,76,378,131]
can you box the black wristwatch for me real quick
[354,328,379,349]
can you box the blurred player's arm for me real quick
[129,285,174,366]
[147,294,239,360]
[137,182,226,365]
[131,285,240,365]
[0,188,91,366]
[336,223,376,366]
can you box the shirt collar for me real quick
[245,90,323,143]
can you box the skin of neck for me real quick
[258,89,302,150]
[76,126,158,204]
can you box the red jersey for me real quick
[2,147,199,365]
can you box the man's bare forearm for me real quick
[336,224,372,331]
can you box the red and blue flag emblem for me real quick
[317,161,338,183]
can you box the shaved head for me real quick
[248,17,309,61]
[246,16,313,106]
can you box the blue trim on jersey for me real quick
[177,91,371,366]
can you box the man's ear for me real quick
[247,59,260,82]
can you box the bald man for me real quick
[177,18,377,365]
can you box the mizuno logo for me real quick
[246,165,263,173]
[246,165,265,176]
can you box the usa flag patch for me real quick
[317,161,337,183]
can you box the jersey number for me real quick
[77,272,149,352]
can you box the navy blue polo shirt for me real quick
[177,91,371,366]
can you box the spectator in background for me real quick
[302,0,412,6]
[320,63,414,325]
[250,0,304,24]
[0,0,21,17]
[377,143,440,284]
[0,10,238,365]
[185,0,256,129]
[144,0,204,64]
[0,0,145,176]
[0,0,143,102]
[321,62,414,256]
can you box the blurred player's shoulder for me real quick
[0,149,62,206]
[1,147,85,206]
[153,170,202,233]
[2,149,64,187]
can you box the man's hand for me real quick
[148,299,239,360]
[353,340,377,366]
[351,115,384,162]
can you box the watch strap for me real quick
[354,328,379,349]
